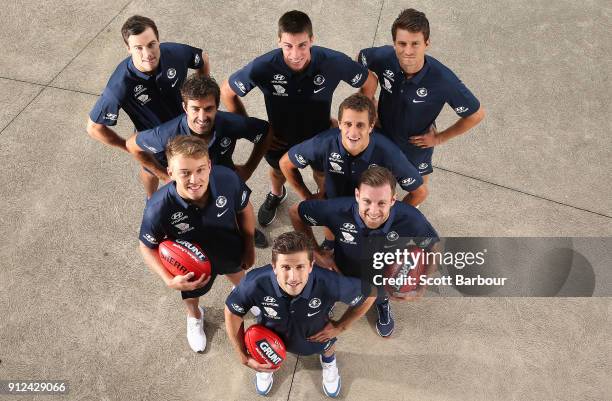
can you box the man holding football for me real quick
[225,231,375,397]
[139,136,256,353]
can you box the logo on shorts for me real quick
[329,161,343,173]
[167,68,177,79]
[455,106,469,113]
[234,80,246,94]
[253,133,263,143]
[295,154,307,166]
[194,53,201,65]
[384,70,395,80]
[308,298,321,308]
[387,231,399,241]
[419,237,433,248]
[231,303,245,313]
[351,73,363,85]
[416,87,428,97]
[401,177,416,186]
[220,137,232,148]
[383,77,393,93]
[304,214,317,225]
[143,233,158,244]
[313,74,325,85]
[215,196,227,208]
[418,162,429,170]
[360,53,367,66]
[273,84,288,96]
[343,223,355,230]
[105,113,118,121]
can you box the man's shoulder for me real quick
[244,265,274,285]
[361,45,395,64]
[424,55,461,82]
[102,57,133,99]
[145,183,175,217]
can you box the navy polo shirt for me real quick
[135,111,269,169]
[139,165,251,273]
[229,46,368,145]
[226,265,367,356]
[358,47,480,157]
[298,197,439,278]
[90,42,204,131]
[287,128,423,197]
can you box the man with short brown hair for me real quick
[138,135,256,353]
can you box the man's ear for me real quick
[182,101,188,114]
[355,187,360,202]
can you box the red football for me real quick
[244,324,286,367]
[383,246,428,297]
[158,239,212,280]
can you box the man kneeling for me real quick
[224,231,375,397]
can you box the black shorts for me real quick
[180,264,242,299]
[264,148,289,170]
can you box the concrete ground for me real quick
[0,1,610,400]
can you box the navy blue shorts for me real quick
[181,264,242,299]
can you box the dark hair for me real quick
[271,231,315,264]
[338,93,376,125]
[278,10,313,38]
[358,166,396,195]
[392,8,430,42]
[180,74,220,107]
[166,135,209,162]
[121,15,159,45]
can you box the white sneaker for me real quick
[320,356,341,398]
[255,372,273,396]
[250,306,261,317]
[186,306,206,352]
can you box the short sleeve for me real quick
[338,53,369,88]
[225,285,254,317]
[242,116,270,144]
[336,275,369,307]
[444,74,480,118]
[138,205,166,249]
[235,178,252,211]
[228,60,259,97]
[287,137,320,169]
[297,199,332,227]
[185,45,204,69]
[89,89,121,126]
[135,125,166,154]
[390,152,423,192]
[357,47,380,75]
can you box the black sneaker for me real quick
[375,298,394,337]
[257,186,288,226]
[254,228,268,248]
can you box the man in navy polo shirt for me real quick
[139,136,256,353]
[358,8,485,199]
[279,93,426,205]
[289,167,438,337]
[220,10,368,227]
[225,231,375,397]
[126,74,270,248]
[87,15,209,187]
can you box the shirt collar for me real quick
[275,47,318,78]
[336,130,376,161]
[127,57,155,80]
[405,56,431,85]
